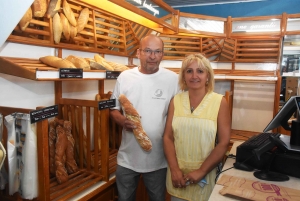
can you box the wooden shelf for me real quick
[0,56,107,81]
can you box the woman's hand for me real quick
[183,169,204,185]
[171,168,186,188]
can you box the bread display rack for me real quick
[0,48,121,200]
[0,94,119,201]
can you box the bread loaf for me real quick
[0,150,3,165]
[32,0,47,17]
[64,121,78,174]
[60,13,70,41]
[94,54,114,71]
[19,7,32,31]
[49,119,57,176]
[55,125,68,184]
[118,94,152,151]
[40,56,76,68]
[85,58,106,70]
[53,13,63,44]
[77,8,89,33]
[63,0,77,26]
[69,24,77,41]
[106,61,130,71]
[46,0,61,18]
[65,55,90,70]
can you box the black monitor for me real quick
[264,96,300,146]
[264,96,299,132]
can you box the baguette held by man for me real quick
[118,94,152,151]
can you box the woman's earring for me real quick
[206,79,208,85]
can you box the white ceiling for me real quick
[126,0,270,8]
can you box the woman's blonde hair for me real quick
[178,53,214,92]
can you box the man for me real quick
[109,34,179,201]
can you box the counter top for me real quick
[208,141,300,200]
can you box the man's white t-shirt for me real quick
[111,67,179,172]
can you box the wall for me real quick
[0,0,33,48]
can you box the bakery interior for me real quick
[0,0,300,200]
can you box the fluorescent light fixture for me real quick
[78,0,178,34]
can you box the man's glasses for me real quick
[141,49,163,56]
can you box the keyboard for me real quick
[239,132,281,150]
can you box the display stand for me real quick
[253,148,289,181]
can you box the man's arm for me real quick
[109,109,136,131]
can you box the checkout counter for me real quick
[208,141,300,201]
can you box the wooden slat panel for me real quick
[86,107,92,171]
[236,53,278,57]
[236,48,279,51]
[100,109,110,181]
[205,50,222,58]
[223,43,235,51]
[93,107,99,173]
[236,43,279,47]
[221,53,234,60]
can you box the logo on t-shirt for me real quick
[153,89,166,100]
[154,89,163,97]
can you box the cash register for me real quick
[236,96,300,180]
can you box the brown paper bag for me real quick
[217,174,300,201]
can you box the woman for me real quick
[163,53,231,201]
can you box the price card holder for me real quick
[98,99,116,110]
[59,68,83,78]
[30,105,59,124]
[106,71,121,79]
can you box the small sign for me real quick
[59,68,83,78]
[98,99,116,110]
[30,105,58,124]
[106,71,121,79]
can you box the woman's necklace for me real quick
[190,91,207,113]
[191,106,195,113]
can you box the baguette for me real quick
[64,121,78,174]
[53,13,63,44]
[69,24,77,41]
[60,13,70,41]
[118,94,152,151]
[85,58,106,70]
[0,150,3,164]
[19,7,32,31]
[65,55,90,70]
[77,8,90,33]
[39,56,76,68]
[49,119,57,176]
[55,125,68,184]
[46,0,61,18]
[94,54,114,71]
[106,61,130,71]
[32,0,47,17]
[63,0,77,26]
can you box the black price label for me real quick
[59,68,83,78]
[30,105,58,124]
[106,71,121,79]
[98,99,116,110]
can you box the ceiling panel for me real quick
[126,0,269,8]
